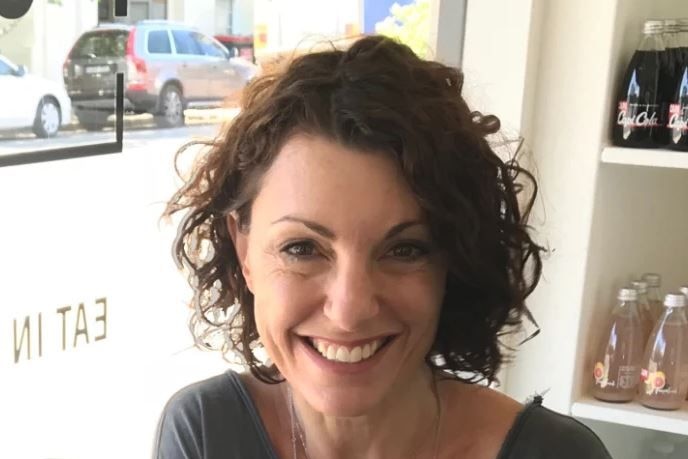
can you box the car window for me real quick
[0,59,14,76]
[147,30,172,54]
[70,30,129,58]
[193,32,227,58]
[171,30,202,55]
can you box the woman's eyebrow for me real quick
[271,216,425,241]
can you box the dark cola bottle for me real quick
[667,19,688,150]
[613,20,667,148]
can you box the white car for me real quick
[0,55,72,138]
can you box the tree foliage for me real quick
[375,0,431,58]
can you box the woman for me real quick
[155,36,611,458]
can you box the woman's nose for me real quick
[323,256,380,331]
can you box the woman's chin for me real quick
[304,386,386,417]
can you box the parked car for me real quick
[63,21,258,130]
[0,54,72,138]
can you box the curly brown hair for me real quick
[164,35,544,385]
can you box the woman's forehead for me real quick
[251,134,424,226]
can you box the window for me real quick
[147,30,172,54]
[172,30,201,55]
[0,59,15,76]
[193,32,227,58]
[70,31,129,59]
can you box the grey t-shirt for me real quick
[154,370,612,459]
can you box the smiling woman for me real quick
[155,35,612,459]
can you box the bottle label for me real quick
[617,101,660,128]
[593,361,609,388]
[667,103,688,131]
[593,362,637,389]
[642,369,671,395]
[617,365,637,390]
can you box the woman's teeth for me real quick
[309,338,385,363]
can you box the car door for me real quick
[0,58,31,129]
[192,32,244,102]
[170,29,210,100]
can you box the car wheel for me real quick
[75,108,109,131]
[32,97,61,138]
[155,85,185,128]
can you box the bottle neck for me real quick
[638,33,665,52]
[617,300,640,318]
[677,30,688,47]
[659,305,688,324]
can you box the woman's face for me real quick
[230,134,448,416]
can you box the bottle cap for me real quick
[664,293,687,308]
[631,280,648,294]
[644,20,665,34]
[618,288,638,302]
[642,273,661,287]
[664,19,680,32]
[680,286,688,298]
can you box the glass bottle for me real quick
[666,19,688,149]
[632,280,655,344]
[592,288,644,402]
[613,20,667,147]
[680,285,688,298]
[643,273,663,320]
[639,293,688,410]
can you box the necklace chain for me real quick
[287,379,441,459]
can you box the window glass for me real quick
[70,30,129,59]
[147,30,172,54]
[172,30,202,55]
[193,32,227,58]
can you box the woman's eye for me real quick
[387,243,428,260]
[281,241,318,259]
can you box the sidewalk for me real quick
[0,107,240,140]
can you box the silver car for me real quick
[63,20,257,130]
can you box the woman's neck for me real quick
[286,367,441,459]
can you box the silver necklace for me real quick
[287,379,442,459]
[288,386,311,459]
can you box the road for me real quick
[0,111,235,157]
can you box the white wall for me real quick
[253,0,360,54]
[232,0,255,36]
[183,0,216,35]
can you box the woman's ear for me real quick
[227,211,253,292]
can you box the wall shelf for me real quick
[601,146,688,169]
[572,397,688,436]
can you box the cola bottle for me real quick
[639,293,688,410]
[667,19,688,149]
[613,20,667,148]
[592,288,644,402]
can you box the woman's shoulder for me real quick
[439,382,611,459]
[497,395,612,459]
[158,370,244,424]
[153,369,277,459]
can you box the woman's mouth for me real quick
[302,336,395,364]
